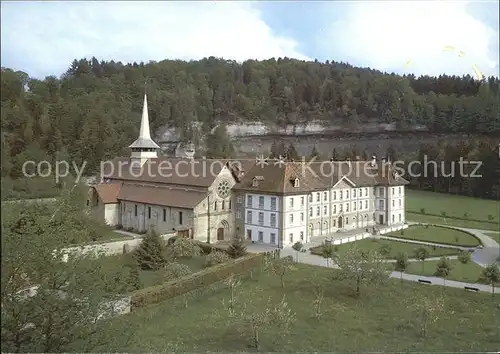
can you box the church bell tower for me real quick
[129,93,159,167]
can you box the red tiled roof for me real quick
[117,183,207,209]
[94,183,122,204]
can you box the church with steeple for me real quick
[88,93,254,241]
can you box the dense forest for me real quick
[1,57,499,199]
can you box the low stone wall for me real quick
[56,232,177,261]
[329,224,408,245]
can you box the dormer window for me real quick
[293,178,300,188]
[252,176,264,187]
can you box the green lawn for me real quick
[387,225,481,247]
[93,252,207,289]
[406,189,499,231]
[311,238,460,259]
[95,263,500,352]
[401,259,486,284]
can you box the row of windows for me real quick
[213,200,231,211]
[130,204,183,225]
[377,199,403,209]
[241,186,403,211]
[309,200,370,217]
[247,229,304,244]
[378,187,403,198]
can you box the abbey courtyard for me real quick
[88,94,409,247]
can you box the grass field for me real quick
[401,259,486,284]
[96,263,500,352]
[93,252,207,289]
[387,225,481,247]
[310,238,460,260]
[406,189,500,231]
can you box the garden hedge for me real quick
[130,253,263,309]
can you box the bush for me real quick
[130,254,263,308]
[227,236,247,259]
[126,227,135,232]
[169,237,202,259]
[420,208,426,214]
[487,214,494,221]
[164,262,192,281]
[115,224,123,230]
[205,250,231,267]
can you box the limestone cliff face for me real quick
[156,121,429,141]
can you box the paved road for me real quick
[114,229,142,239]
[278,247,496,294]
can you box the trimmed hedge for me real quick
[130,253,264,309]
[407,211,497,224]
[403,224,482,247]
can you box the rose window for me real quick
[217,180,230,198]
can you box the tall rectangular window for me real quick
[148,206,151,219]
[309,208,313,217]
[289,197,294,209]
[134,205,137,216]
[247,195,252,208]
[289,214,293,224]
[271,197,276,210]
[258,231,263,242]
[259,196,264,209]
[323,192,327,201]
[247,211,252,223]
[323,205,327,215]
[316,206,320,216]
[300,212,304,222]
[163,209,166,222]
[270,213,276,227]
[316,193,320,202]
[179,211,183,225]
[258,212,264,225]
[301,196,305,206]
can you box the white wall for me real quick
[105,204,119,226]
[244,193,281,246]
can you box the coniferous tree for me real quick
[133,230,167,270]
[227,235,247,259]
[127,261,142,290]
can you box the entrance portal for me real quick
[378,215,384,225]
[217,227,224,241]
[338,216,343,229]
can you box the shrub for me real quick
[130,254,263,308]
[205,250,231,267]
[127,262,142,291]
[487,214,494,221]
[126,227,135,232]
[167,236,180,246]
[115,224,123,230]
[463,212,469,218]
[164,262,192,281]
[169,237,202,259]
[133,230,167,270]
[420,208,426,214]
[441,211,447,217]
[227,236,247,259]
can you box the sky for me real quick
[1,1,499,80]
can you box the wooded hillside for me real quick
[1,57,499,178]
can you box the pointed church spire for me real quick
[129,91,160,150]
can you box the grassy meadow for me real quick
[386,225,481,247]
[95,263,500,352]
[405,189,499,231]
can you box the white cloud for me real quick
[326,1,499,78]
[0,1,308,78]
